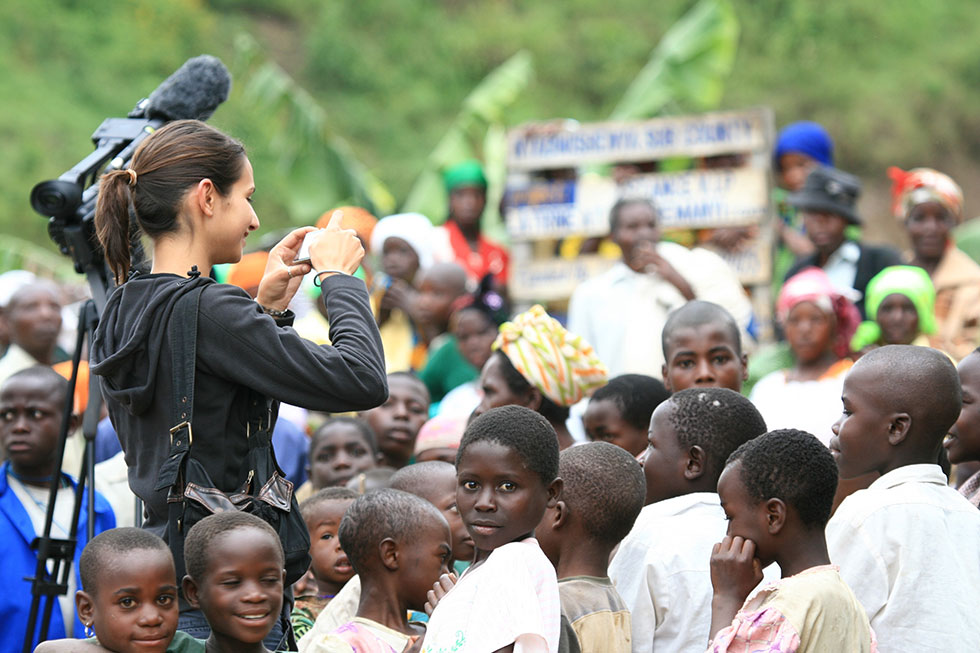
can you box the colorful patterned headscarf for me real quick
[777,267,861,359]
[493,305,608,406]
[888,167,963,223]
[850,266,937,351]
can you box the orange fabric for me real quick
[226,251,269,291]
[52,359,88,415]
[317,206,378,248]
[443,219,509,285]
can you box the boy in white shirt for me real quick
[827,345,980,653]
[609,388,769,653]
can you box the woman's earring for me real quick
[84,622,94,638]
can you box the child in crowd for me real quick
[660,301,747,393]
[296,417,381,502]
[609,388,768,653]
[292,488,358,640]
[413,415,466,464]
[415,263,470,396]
[1,366,116,651]
[35,528,199,653]
[305,489,452,653]
[182,512,287,653]
[708,430,875,651]
[424,275,508,417]
[370,213,438,373]
[947,348,980,506]
[750,268,859,446]
[298,462,473,647]
[362,372,430,469]
[421,405,563,653]
[536,442,646,652]
[826,345,980,652]
[583,374,669,457]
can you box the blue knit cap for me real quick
[774,121,834,169]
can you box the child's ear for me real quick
[684,445,706,481]
[661,363,672,392]
[888,412,912,445]
[182,575,201,610]
[764,498,786,535]
[740,354,749,381]
[379,537,399,571]
[549,500,568,531]
[75,590,94,628]
[546,477,563,509]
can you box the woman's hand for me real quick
[255,226,315,312]
[310,209,365,276]
[632,241,696,300]
[708,535,763,640]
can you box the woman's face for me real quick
[474,354,530,418]
[906,201,954,261]
[784,300,836,364]
[454,310,497,371]
[209,156,259,265]
[876,293,920,345]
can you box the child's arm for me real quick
[707,536,764,641]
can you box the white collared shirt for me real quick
[822,240,861,300]
[827,464,980,653]
[567,243,752,380]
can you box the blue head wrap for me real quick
[774,121,834,169]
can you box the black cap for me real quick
[787,165,862,225]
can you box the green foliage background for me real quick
[3,0,980,268]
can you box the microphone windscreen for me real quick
[145,55,231,121]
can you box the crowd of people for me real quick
[1,115,980,653]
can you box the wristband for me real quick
[313,270,349,287]
[259,304,289,318]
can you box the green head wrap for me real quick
[443,160,487,192]
[850,265,937,351]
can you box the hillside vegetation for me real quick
[3,0,980,268]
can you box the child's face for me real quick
[310,423,378,489]
[583,398,648,457]
[381,236,420,282]
[642,402,692,505]
[876,294,919,345]
[0,377,63,477]
[830,364,894,479]
[784,301,835,364]
[185,527,284,647]
[475,354,531,417]
[777,152,817,192]
[717,463,775,568]
[453,309,497,371]
[416,275,463,332]
[456,441,559,554]
[305,500,355,594]
[76,549,178,653]
[946,353,980,465]
[417,468,476,563]
[662,324,746,393]
[363,376,429,467]
[399,512,453,610]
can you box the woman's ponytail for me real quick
[95,168,136,285]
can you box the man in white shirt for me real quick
[826,345,980,653]
[0,280,64,388]
[609,388,772,653]
[567,198,751,381]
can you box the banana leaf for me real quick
[233,34,395,219]
[400,50,533,226]
[610,0,739,120]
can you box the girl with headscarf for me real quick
[850,265,938,353]
[891,166,980,359]
[750,267,860,446]
[473,305,608,449]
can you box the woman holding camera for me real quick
[90,119,387,646]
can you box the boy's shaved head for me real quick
[389,461,455,501]
[662,301,742,357]
[856,345,961,440]
[419,262,468,293]
[2,365,68,402]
